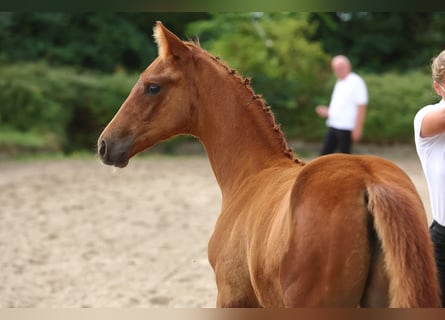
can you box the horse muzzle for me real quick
[97,136,132,168]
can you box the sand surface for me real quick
[0,145,431,307]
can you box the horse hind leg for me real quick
[360,237,390,307]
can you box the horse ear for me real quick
[154,21,189,59]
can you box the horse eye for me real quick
[146,84,161,95]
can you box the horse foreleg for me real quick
[216,290,262,308]
[215,273,262,307]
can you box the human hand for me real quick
[315,106,329,118]
[352,127,362,142]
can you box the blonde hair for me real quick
[432,50,445,83]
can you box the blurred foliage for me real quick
[363,71,439,144]
[1,12,444,156]
[0,62,136,153]
[0,128,60,157]
[309,12,445,73]
[0,12,210,72]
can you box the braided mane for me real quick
[207,50,304,165]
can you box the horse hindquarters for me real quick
[280,154,440,307]
[360,231,390,307]
[281,190,373,307]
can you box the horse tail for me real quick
[366,183,441,307]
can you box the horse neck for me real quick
[191,57,300,196]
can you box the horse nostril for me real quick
[99,140,107,158]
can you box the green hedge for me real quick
[0,63,440,156]
[362,71,438,144]
[0,62,136,153]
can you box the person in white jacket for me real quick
[316,55,368,155]
[414,49,445,307]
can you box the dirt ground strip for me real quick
[0,145,431,307]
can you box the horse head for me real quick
[98,21,196,167]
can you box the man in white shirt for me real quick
[414,48,445,306]
[316,55,368,155]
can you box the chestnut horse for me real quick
[97,22,440,307]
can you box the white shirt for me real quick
[414,99,445,225]
[327,72,368,130]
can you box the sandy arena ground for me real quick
[0,144,432,308]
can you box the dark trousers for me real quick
[320,127,352,156]
[430,220,445,307]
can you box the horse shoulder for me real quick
[209,164,301,307]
